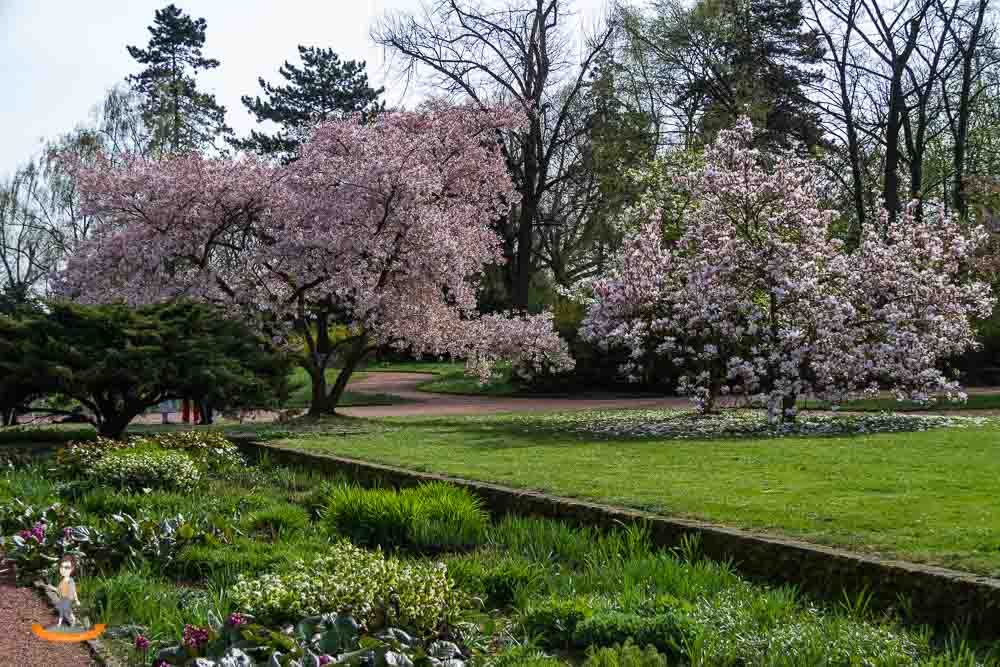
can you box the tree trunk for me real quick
[952,1,987,220]
[782,393,797,423]
[883,19,922,223]
[514,123,541,310]
[97,416,130,440]
[845,110,866,247]
[327,335,370,411]
[305,360,331,417]
[883,75,906,222]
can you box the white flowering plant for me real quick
[89,449,202,490]
[229,540,465,633]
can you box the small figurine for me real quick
[42,555,79,627]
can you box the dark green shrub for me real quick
[574,612,694,658]
[582,641,668,667]
[323,482,486,552]
[521,596,595,649]
[0,425,96,445]
[446,551,547,608]
[241,502,310,539]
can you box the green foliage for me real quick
[126,3,231,152]
[132,430,246,473]
[573,611,692,657]
[4,301,290,438]
[240,502,311,539]
[171,536,330,587]
[446,551,548,609]
[520,596,595,648]
[229,539,463,631]
[233,45,384,160]
[82,567,230,641]
[582,642,668,667]
[0,425,95,445]
[88,449,201,490]
[488,516,652,570]
[323,482,487,553]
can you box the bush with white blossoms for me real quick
[89,449,202,490]
[130,430,244,471]
[582,117,994,423]
[58,431,244,481]
[229,540,463,632]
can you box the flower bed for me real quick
[0,434,997,666]
[517,409,992,440]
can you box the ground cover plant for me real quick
[1,435,998,665]
[275,410,1000,576]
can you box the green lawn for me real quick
[285,367,407,408]
[415,367,523,396]
[276,413,1000,576]
[361,359,465,375]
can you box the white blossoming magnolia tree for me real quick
[58,103,574,415]
[583,117,995,422]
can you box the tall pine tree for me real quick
[232,46,384,161]
[634,0,824,150]
[127,4,231,153]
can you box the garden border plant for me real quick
[237,439,1000,639]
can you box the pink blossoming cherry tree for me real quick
[583,117,994,423]
[58,103,573,415]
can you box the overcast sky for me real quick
[0,0,611,179]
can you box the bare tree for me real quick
[0,165,59,307]
[941,0,995,218]
[374,0,613,309]
[807,0,998,230]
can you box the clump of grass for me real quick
[487,516,652,569]
[323,481,487,552]
[171,535,331,587]
[446,550,549,608]
[240,502,311,539]
[81,566,232,642]
[0,464,59,506]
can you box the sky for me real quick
[0,0,610,179]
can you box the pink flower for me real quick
[226,612,247,627]
[182,624,210,649]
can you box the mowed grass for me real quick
[285,367,406,407]
[277,413,1000,576]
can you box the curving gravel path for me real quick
[339,372,691,417]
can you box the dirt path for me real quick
[122,374,1000,425]
[339,372,691,417]
[0,581,97,666]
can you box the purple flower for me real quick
[63,527,74,540]
[134,634,150,651]
[318,656,333,666]
[16,529,30,541]
[226,612,247,627]
[182,624,210,649]
[29,521,46,542]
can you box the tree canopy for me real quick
[231,46,384,161]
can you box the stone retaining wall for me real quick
[234,439,1000,638]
